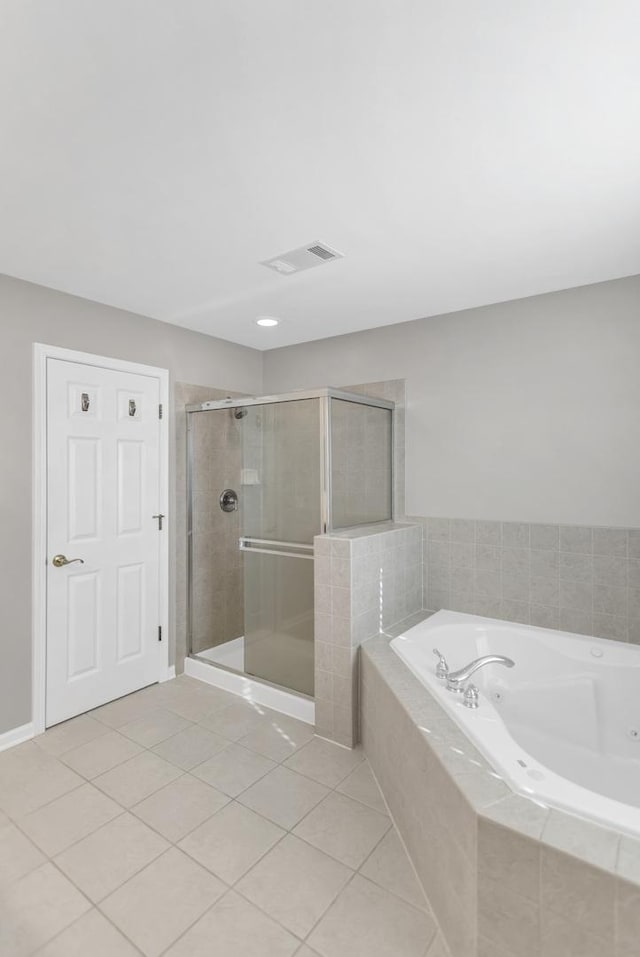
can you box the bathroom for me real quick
[1,4,640,956]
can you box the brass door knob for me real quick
[52,554,85,568]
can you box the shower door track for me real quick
[185,386,395,414]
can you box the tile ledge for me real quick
[317,521,421,540]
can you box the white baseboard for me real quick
[0,722,34,753]
[184,657,315,725]
[159,666,176,683]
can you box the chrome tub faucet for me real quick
[445,655,515,694]
[432,648,515,707]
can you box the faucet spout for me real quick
[446,655,515,692]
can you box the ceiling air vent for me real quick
[260,241,343,276]
[307,243,337,261]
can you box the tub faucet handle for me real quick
[432,648,449,680]
[463,684,480,710]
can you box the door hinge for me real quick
[158,626,162,642]
[158,403,163,419]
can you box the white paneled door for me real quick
[45,358,165,727]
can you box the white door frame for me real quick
[32,343,170,735]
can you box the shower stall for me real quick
[186,388,394,703]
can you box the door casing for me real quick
[32,343,170,734]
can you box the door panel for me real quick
[67,571,100,679]
[46,358,162,726]
[68,437,101,541]
[117,440,144,534]
[240,398,320,695]
[244,551,315,697]
[116,563,145,661]
[241,398,322,545]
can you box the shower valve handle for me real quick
[220,489,239,513]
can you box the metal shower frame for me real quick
[185,387,395,660]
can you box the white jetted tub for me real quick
[391,609,640,836]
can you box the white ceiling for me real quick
[1,1,639,351]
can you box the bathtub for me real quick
[391,609,640,836]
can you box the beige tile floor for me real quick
[0,676,448,957]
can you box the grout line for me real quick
[93,842,229,914]
[295,867,362,945]
[31,723,112,760]
[153,889,235,957]
[57,729,149,781]
[227,880,308,945]
[52,807,168,880]
[13,797,124,859]
[46,855,147,955]
[353,770,435,917]
[9,778,89,830]
[365,760,450,942]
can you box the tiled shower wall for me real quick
[415,517,640,644]
[189,406,244,654]
[175,383,244,674]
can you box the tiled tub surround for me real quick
[392,609,640,836]
[314,523,423,747]
[417,518,640,644]
[361,629,640,957]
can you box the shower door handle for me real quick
[239,538,314,560]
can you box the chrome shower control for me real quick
[219,489,239,512]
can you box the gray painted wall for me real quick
[264,276,640,528]
[0,274,262,735]
[3,271,640,736]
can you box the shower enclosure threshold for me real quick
[197,636,245,671]
[184,654,315,725]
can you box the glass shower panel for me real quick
[241,398,321,695]
[189,408,244,657]
[243,551,315,695]
[331,399,393,528]
[241,398,322,544]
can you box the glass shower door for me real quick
[240,398,322,696]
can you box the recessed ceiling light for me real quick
[256,316,279,327]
